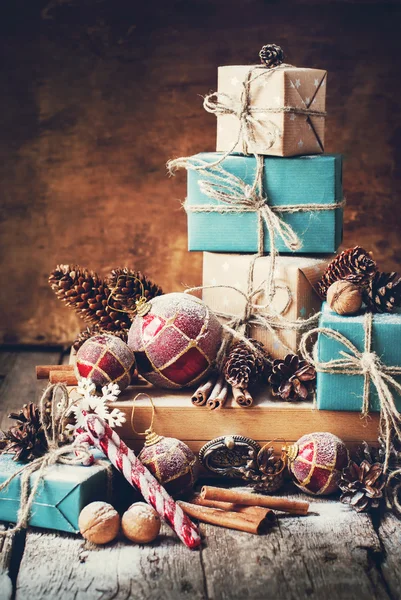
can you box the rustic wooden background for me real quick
[1,0,400,345]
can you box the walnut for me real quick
[78,501,120,545]
[327,280,363,315]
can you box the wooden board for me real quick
[112,383,380,446]
[1,0,401,345]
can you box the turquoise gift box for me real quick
[0,452,113,534]
[186,152,343,253]
[316,303,401,411]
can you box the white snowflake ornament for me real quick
[70,378,126,433]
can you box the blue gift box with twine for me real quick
[186,152,343,253]
[314,303,401,412]
[0,451,112,534]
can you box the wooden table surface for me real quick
[0,348,400,600]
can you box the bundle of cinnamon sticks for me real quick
[178,486,309,535]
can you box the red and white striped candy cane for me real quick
[84,413,201,550]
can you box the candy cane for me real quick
[83,413,201,550]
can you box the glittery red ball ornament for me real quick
[139,434,198,496]
[127,293,222,389]
[286,432,349,496]
[76,333,136,391]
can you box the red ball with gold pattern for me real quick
[128,293,222,389]
[286,432,349,496]
[139,433,198,496]
[76,333,135,391]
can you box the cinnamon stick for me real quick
[177,501,272,535]
[49,371,78,386]
[36,365,74,379]
[232,386,253,407]
[207,375,229,410]
[188,495,275,522]
[191,374,217,406]
[201,486,309,516]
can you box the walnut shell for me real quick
[327,280,363,315]
[121,502,161,544]
[78,501,120,545]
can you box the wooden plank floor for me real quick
[0,349,400,600]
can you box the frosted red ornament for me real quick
[127,292,222,389]
[76,333,135,391]
[139,433,198,496]
[286,432,349,496]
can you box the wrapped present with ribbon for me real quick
[0,383,119,535]
[169,152,343,254]
[202,253,329,359]
[0,451,112,534]
[205,45,327,157]
[300,303,401,471]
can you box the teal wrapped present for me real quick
[304,303,401,412]
[184,152,343,253]
[0,452,112,534]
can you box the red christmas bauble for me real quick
[138,435,198,496]
[287,432,349,496]
[127,293,222,389]
[76,333,136,391]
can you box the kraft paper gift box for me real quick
[214,65,326,157]
[316,303,401,411]
[186,152,343,254]
[0,452,116,534]
[202,252,329,359]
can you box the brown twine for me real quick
[203,63,326,159]
[0,383,103,536]
[299,312,401,473]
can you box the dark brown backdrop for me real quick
[1,0,401,345]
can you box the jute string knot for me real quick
[0,382,95,536]
[360,351,379,374]
[300,312,401,473]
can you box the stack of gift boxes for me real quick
[161,49,399,440]
[182,58,342,359]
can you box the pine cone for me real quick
[259,44,284,68]
[268,354,316,401]
[239,445,285,493]
[363,271,401,313]
[339,456,385,512]
[72,325,129,351]
[49,265,132,332]
[3,403,48,462]
[108,268,163,312]
[317,247,377,299]
[223,340,269,389]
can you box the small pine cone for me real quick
[223,339,269,389]
[259,44,284,68]
[339,458,385,512]
[239,446,285,493]
[268,354,316,401]
[73,325,128,351]
[108,268,163,312]
[3,403,48,462]
[363,271,401,313]
[49,265,131,332]
[317,247,377,299]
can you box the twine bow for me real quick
[299,312,401,473]
[203,64,327,157]
[0,383,94,536]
